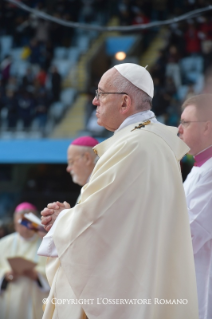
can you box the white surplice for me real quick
[0,232,49,319]
[184,157,212,319]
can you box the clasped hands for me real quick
[41,201,70,232]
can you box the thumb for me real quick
[63,201,70,209]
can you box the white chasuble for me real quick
[0,232,49,319]
[41,122,199,319]
[184,157,212,319]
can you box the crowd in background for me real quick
[1,0,212,134]
[1,63,61,130]
[150,12,212,125]
[0,0,114,133]
[115,0,212,126]
[1,0,111,47]
[85,0,212,131]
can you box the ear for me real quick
[84,152,92,165]
[120,94,132,115]
[204,121,212,135]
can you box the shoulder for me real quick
[117,123,180,155]
[198,167,212,184]
[193,158,212,181]
[187,165,212,189]
[117,123,176,148]
[0,232,16,247]
[200,157,212,174]
[95,122,187,162]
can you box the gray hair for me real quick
[111,69,152,111]
[79,146,98,164]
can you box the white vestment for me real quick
[0,232,49,319]
[39,121,199,319]
[184,157,212,319]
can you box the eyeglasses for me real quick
[179,120,207,127]
[95,89,128,101]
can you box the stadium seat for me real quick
[54,47,68,59]
[177,86,188,101]
[67,47,80,62]
[49,101,66,121]
[0,36,13,59]
[51,59,73,77]
[10,60,30,77]
[60,88,76,107]
[180,56,203,74]
[10,48,23,61]
[77,35,90,53]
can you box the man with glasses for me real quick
[38,63,198,319]
[178,94,212,319]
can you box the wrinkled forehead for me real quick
[67,145,84,159]
[98,68,117,90]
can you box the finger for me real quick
[41,216,52,224]
[57,202,65,209]
[41,207,53,214]
[56,201,65,207]
[45,224,52,232]
[41,216,52,225]
[41,208,54,216]
[64,201,71,208]
[47,202,60,209]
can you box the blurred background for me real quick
[1,0,212,235]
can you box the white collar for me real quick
[195,144,212,156]
[114,110,158,134]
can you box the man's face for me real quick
[92,68,124,131]
[178,104,204,155]
[66,145,90,186]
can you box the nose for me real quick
[66,164,71,172]
[178,123,183,136]
[92,96,99,106]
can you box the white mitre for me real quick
[114,63,154,98]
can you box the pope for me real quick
[39,63,199,319]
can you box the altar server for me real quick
[178,94,212,319]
